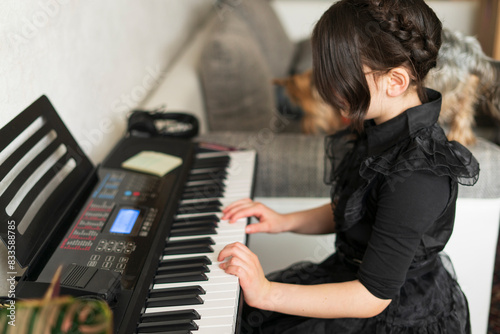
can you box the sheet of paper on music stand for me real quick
[121,151,182,177]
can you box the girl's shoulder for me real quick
[361,124,479,187]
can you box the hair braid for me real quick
[366,0,441,81]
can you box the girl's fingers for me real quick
[228,206,263,224]
[221,200,283,232]
[217,242,269,308]
[217,242,253,262]
[218,244,260,282]
[221,200,254,221]
[219,253,249,272]
[223,202,268,224]
[245,221,270,234]
[222,198,252,215]
[221,202,254,221]
[223,260,250,282]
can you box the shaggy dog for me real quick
[425,29,500,145]
[276,29,500,146]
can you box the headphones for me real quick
[127,109,199,139]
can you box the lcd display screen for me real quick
[110,208,140,234]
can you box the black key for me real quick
[141,309,201,323]
[177,205,221,215]
[163,244,213,256]
[186,180,226,189]
[171,220,217,230]
[181,190,224,200]
[153,271,208,284]
[191,162,228,171]
[165,237,215,247]
[159,256,212,267]
[184,179,226,191]
[137,330,192,334]
[156,263,209,275]
[182,183,226,200]
[184,187,224,197]
[188,166,228,179]
[182,189,225,199]
[179,199,222,208]
[146,294,204,308]
[136,319,198,333]
[192,156,230,168]
[169,226,217,237]
[173,215,219,224]
[190,166,227,175]
[148,286,206,299]
[188,172,227,182]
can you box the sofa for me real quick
[140,1,500,333]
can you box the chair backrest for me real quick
[0,96,94,268]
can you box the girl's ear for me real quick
[386,67,410,97]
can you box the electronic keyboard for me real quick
[1,96,256,334]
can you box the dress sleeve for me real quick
[357,170,451,299]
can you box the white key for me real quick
[152,273,238,290]
[151,282,239,294]
[195,316,236,334]
[145,295,237,314]
[167,234,246,245]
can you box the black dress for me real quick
[240,89,480,334]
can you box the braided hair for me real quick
[312,0,442,131]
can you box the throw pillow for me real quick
[199,13,276,132]
[221,0,295,78]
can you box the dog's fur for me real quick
[425,29,500,145]
[275,29,500,146]
[274,70,348,134]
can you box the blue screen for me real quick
[110,209,140,234]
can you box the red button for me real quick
[133,191,141,196]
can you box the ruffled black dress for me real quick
[241,89,479,334]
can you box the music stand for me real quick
[0,96,94,269]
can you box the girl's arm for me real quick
[218,242,391,318]
[222,198,335,235]
[285,202,335,234]
[262,280,390,318]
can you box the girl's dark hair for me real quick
[312,0,442,131]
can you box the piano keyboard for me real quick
[137,149,256,334]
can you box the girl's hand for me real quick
[221,198,289,234]
[218,242,271,308]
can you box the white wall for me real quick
[0,0,213,164]
[273,0,480,42]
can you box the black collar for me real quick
[365,89,442,156]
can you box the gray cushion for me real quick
[458,138,500,198]
[199,14,276,132]
[290,38,313,75]
[221,0,295,78]
[197,131,330,197]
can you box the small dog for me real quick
[425,29,500,145]
[273,70,348,134]
[276,29,500,146]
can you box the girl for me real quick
[218,0,479,333]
